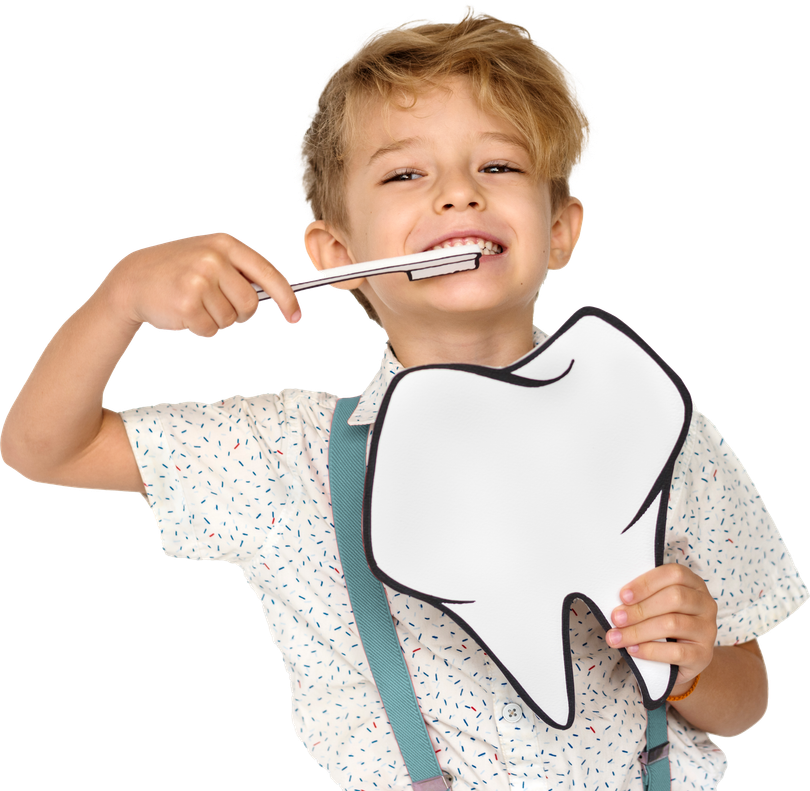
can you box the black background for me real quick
[0,2,792,788]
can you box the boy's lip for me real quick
[419,230,507,254]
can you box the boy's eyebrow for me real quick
[367,132,527,166]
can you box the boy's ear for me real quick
[548,198,584,271]
[304,221,366,291]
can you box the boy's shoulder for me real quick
[121,388,342,436]
[259,388,341,414]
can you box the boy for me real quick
[2,13,806,791]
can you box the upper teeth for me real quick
[430,237,503,255]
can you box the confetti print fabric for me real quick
[120,328,807,791]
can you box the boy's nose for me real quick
[434,172,485,213]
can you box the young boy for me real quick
[2,13,806,791]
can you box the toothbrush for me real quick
[252,244,482,301]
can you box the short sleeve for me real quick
[665,411,808,645]
[120,392,301,564]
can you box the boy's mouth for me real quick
[427,236,504,256]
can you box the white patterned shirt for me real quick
[120,328,807,791]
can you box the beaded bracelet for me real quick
[667,673,701,702]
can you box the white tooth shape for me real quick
[364,309,688,729]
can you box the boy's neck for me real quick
[385,313,537,369]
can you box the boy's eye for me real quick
[480,162,522,174]
[383,169,423,183]
[383,162,523,184]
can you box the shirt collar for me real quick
[347,326,549,426]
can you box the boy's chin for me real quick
[410,289,533,324]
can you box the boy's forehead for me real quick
[364,131,526,166]
[346,81,528,168]
[352,77,456,123]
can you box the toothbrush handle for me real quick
[285,274,354,296]
[252,246,481,302]
[251,275,357,304]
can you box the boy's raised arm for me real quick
[1,233,300,491]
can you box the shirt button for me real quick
[442,769,454,787]
[502,702,523,722]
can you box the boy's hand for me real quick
[103,233,301,334]
[607,564,718,690]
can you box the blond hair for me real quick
[302,12,588,323]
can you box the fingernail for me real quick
[290,310,301,323]
[628,645,639,654]
[607,630,622,646]
[621,589,634,604]
[613,610,627,627]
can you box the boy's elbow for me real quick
[741,640,769,732]
[713,706,768,739]
[748,683,768,734]
[2,427,50,483]
[0,448,49,485]
[728,700,770,739]
[1,420,30,478]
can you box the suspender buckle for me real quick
[639,741,670,779]
[412,772,452,790]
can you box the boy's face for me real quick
[308,77,581,335]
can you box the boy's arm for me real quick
[1,233,300,491]
[2,293,144,490]
[666,638,766,736]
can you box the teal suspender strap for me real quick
[641,703,671,790]
[331,397,669,791]
[329,398,449,791]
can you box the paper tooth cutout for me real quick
[362,307,692,730]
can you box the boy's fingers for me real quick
[606,610,713,650]
[614,634,712,688]
[615,636,704,679]
[611,584,713,628]
[203,285,241,334]
[251,266,301,322]
[182,303,227,338]
[251,275,303,324]
[605,575,717,681]
[618,563,704,606]
[215,234,301,322]
[215,268,259,326]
